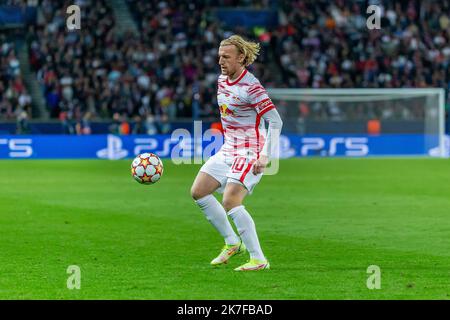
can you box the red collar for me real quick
[226,69,247,86]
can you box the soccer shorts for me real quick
[199,152,263,195]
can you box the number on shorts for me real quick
[231,157,247,173]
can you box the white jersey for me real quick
[217,69,275,161]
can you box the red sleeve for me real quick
[247,83,276,115]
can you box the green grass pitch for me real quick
[1,158,450,299]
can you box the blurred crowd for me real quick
[0,35,31,133]
[1,0,449,132]
[274,0,450,120]
[28,0,119,133]
[0,0,33,6]
[23,0,272,134]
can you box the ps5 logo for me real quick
[279,135,296,158]
[0,138,33,158]
[301,137,369,156]
[96,135,179,160]
[96,135,128,160]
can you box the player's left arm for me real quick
[253,108,283,174]
[246,82,283,174]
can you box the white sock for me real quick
[195,195,240,245]
[228,205,266,261]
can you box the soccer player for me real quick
[191,35,283,271]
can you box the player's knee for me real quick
[222,198,240,212]
[190,186,200,200]
[191,186,205,201]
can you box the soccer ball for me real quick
[131,153,163,185]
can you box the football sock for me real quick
[228,205,266,261]
[195,195,240,245]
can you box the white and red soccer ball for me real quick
[131,153,163,185]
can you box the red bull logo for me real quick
[219,104,235,117]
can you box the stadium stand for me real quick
[0,34,31,126]
[275,0,450,89]
[0,0,448,133]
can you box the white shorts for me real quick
[200,152,263,195]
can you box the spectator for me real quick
[157,113,171,134]
[15,107,30,134]
[119,116,131,135]
[145,114,158,135]
[59,110,76,134]
[132,115,147,134]
[76,111,92,135]
[0,37,24,120]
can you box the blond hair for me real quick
[220,35,260,66]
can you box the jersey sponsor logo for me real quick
[258,99,271,108]
[219,104,235,117]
